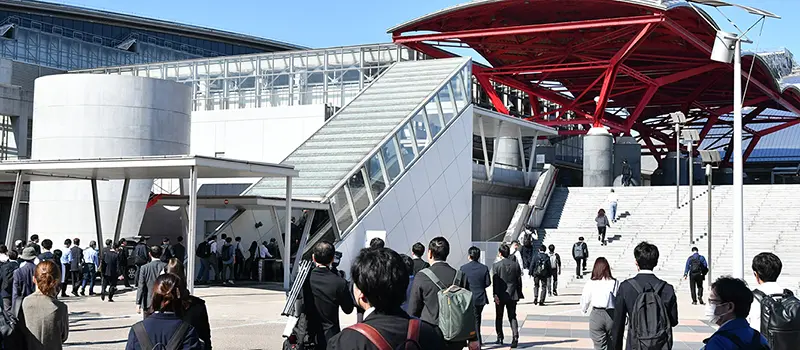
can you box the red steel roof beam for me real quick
[393,14,665,44]
[474,73,510,114]
[742,135,761,162]
[482,61,610,76]
[625,85,659,129]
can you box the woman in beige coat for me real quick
[19,260,69,350]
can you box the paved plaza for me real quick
[64,276,716,350]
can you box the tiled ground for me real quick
[477,315,712,350]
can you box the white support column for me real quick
[5,171,22,248]
[91,179,104,261]
[527,131,539,186]
[478,116,491,181]
[284,176,293,291]
[489,121,503,181]
[517,126,527,185]
[186,166,198,293]
[113,179,130,243]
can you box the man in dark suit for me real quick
[461,246,491,345]
[117,238,131,289]
[0,250,19,314]
[408,236,476,350]
[136,245,167,319]
[411,242,430,275]
[300,240,354,349]
[69,238,84,296]
[530,245,552,306]
[172,236,186,263]
[101,242,120,302]
[328,248,444,349]
[612,242,678,350]
[12,247,36,314]
[492,244,523,348]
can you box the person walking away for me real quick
[683,247,708,305]
[209,235,220,282]
[18,260,69,350]
[530,245,552,306]
[60,239,71,297]
[580,257,619,350]
[461,246,491,346]
[221,237,235,286]
[408,237,477,350]
[125,274,202,350]
[81,241,99,296]
[298,240,354,349]
[702,276,769,350]
[164,258,212,349]
[492,244,522,347]
[0,250,19,314]
[38,239,54,262]
[160,238,174,263]
[749,252,800,349]
[216,235,226,282]
[572,237,589,279]
[621,160,632,187]
[27,234,41,256]
[117,239,131,289]
[520,237,534,276]
[195,238,213,284]
[327,248,444,350]
[13,247,38,314]
[400,255,415,313]
[547,244,562,296]
[233,237,244,280]
[172,236,186,265]
[69,238,83,297]
[410,242,430,275]
[606,189,619,223]
[596,209,611,246]
[136,246,167,320]
[0,245,8,263]
[132,237,148,286]
[611,242,678,350]
[100,243,121,302]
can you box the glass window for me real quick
[330,186,354,232]
[450,74,468,112]
[348,169,370,217]
[380,139,402,182]
[424,97,444,138]
[438,85,456,123]
[396,124,416,167]
[365,153,387,198]
[410,113,429,152]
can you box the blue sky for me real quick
[54,0,797,55]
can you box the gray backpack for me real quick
[419,268,475,342]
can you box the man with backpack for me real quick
[529,245,552,306]
[682,247,708,305]
[750,252,798,350]
[572,237,589,279]
[327,247,444,349]
[195,237,214,284]
[221,237,235,285]
[547,244,562,296]
[612,242,678,350]
[702,276,769,349]
[408,237,477,350]
[132,237,148,286]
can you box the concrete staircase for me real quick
[537,185,800,295]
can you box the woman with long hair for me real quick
[125,273,201,349]
[595,208,611,246]
[164,258,211,349]
[579,257,618,350]
[19,260,69,349]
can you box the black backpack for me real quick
[221,245,233,261]
[753,289,800,350]
[714,330,768,350]
[196,242,210,258]
[689,257,706,275]
[533,254,551,278]
[573,242,585,259]
[629,280,672,350]
[132,320,190,350]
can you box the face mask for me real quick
[705,302,730,325]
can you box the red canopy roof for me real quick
[390,0,800,163]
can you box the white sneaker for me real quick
[227,280,234,285]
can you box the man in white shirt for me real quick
[749,252,785,331]
[606,189,619,223]
[81,240,100,295]
[208,235,219,282]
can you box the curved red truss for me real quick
[390,0,800,163]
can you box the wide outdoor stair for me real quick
[537,185,800,295]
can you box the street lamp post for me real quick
[672,112,686,209]
[699,149,721,288]
[683,129,700,245]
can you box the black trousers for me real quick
[598,226,607,242]
[575,258,586,277]
[475,304,485,344]
[689,274,705,302]
[534,276,548,304]
[70,271,82,294]
[548,272,559,294]
[101,275,118,300]
[495,300,519,340]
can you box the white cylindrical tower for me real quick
[28,74,191,246]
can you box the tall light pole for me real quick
[672,112,686,209]
[683,129,700,245]
[689,0,779,279]
[699,149,721,288]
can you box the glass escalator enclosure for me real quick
[437,84,456,123]
[380,139,402,182]
[396,124,417,167]
[410,112,429,151]
[424,96,444,139]
[348,168,371,218]
[365,153,388,199]
[330,186,354,232]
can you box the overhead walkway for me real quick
[536,185,800,296]
[223,57,472,264]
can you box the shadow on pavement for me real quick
[65,339,127,346]
[518,338,577,348]
[72,324,133,332]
